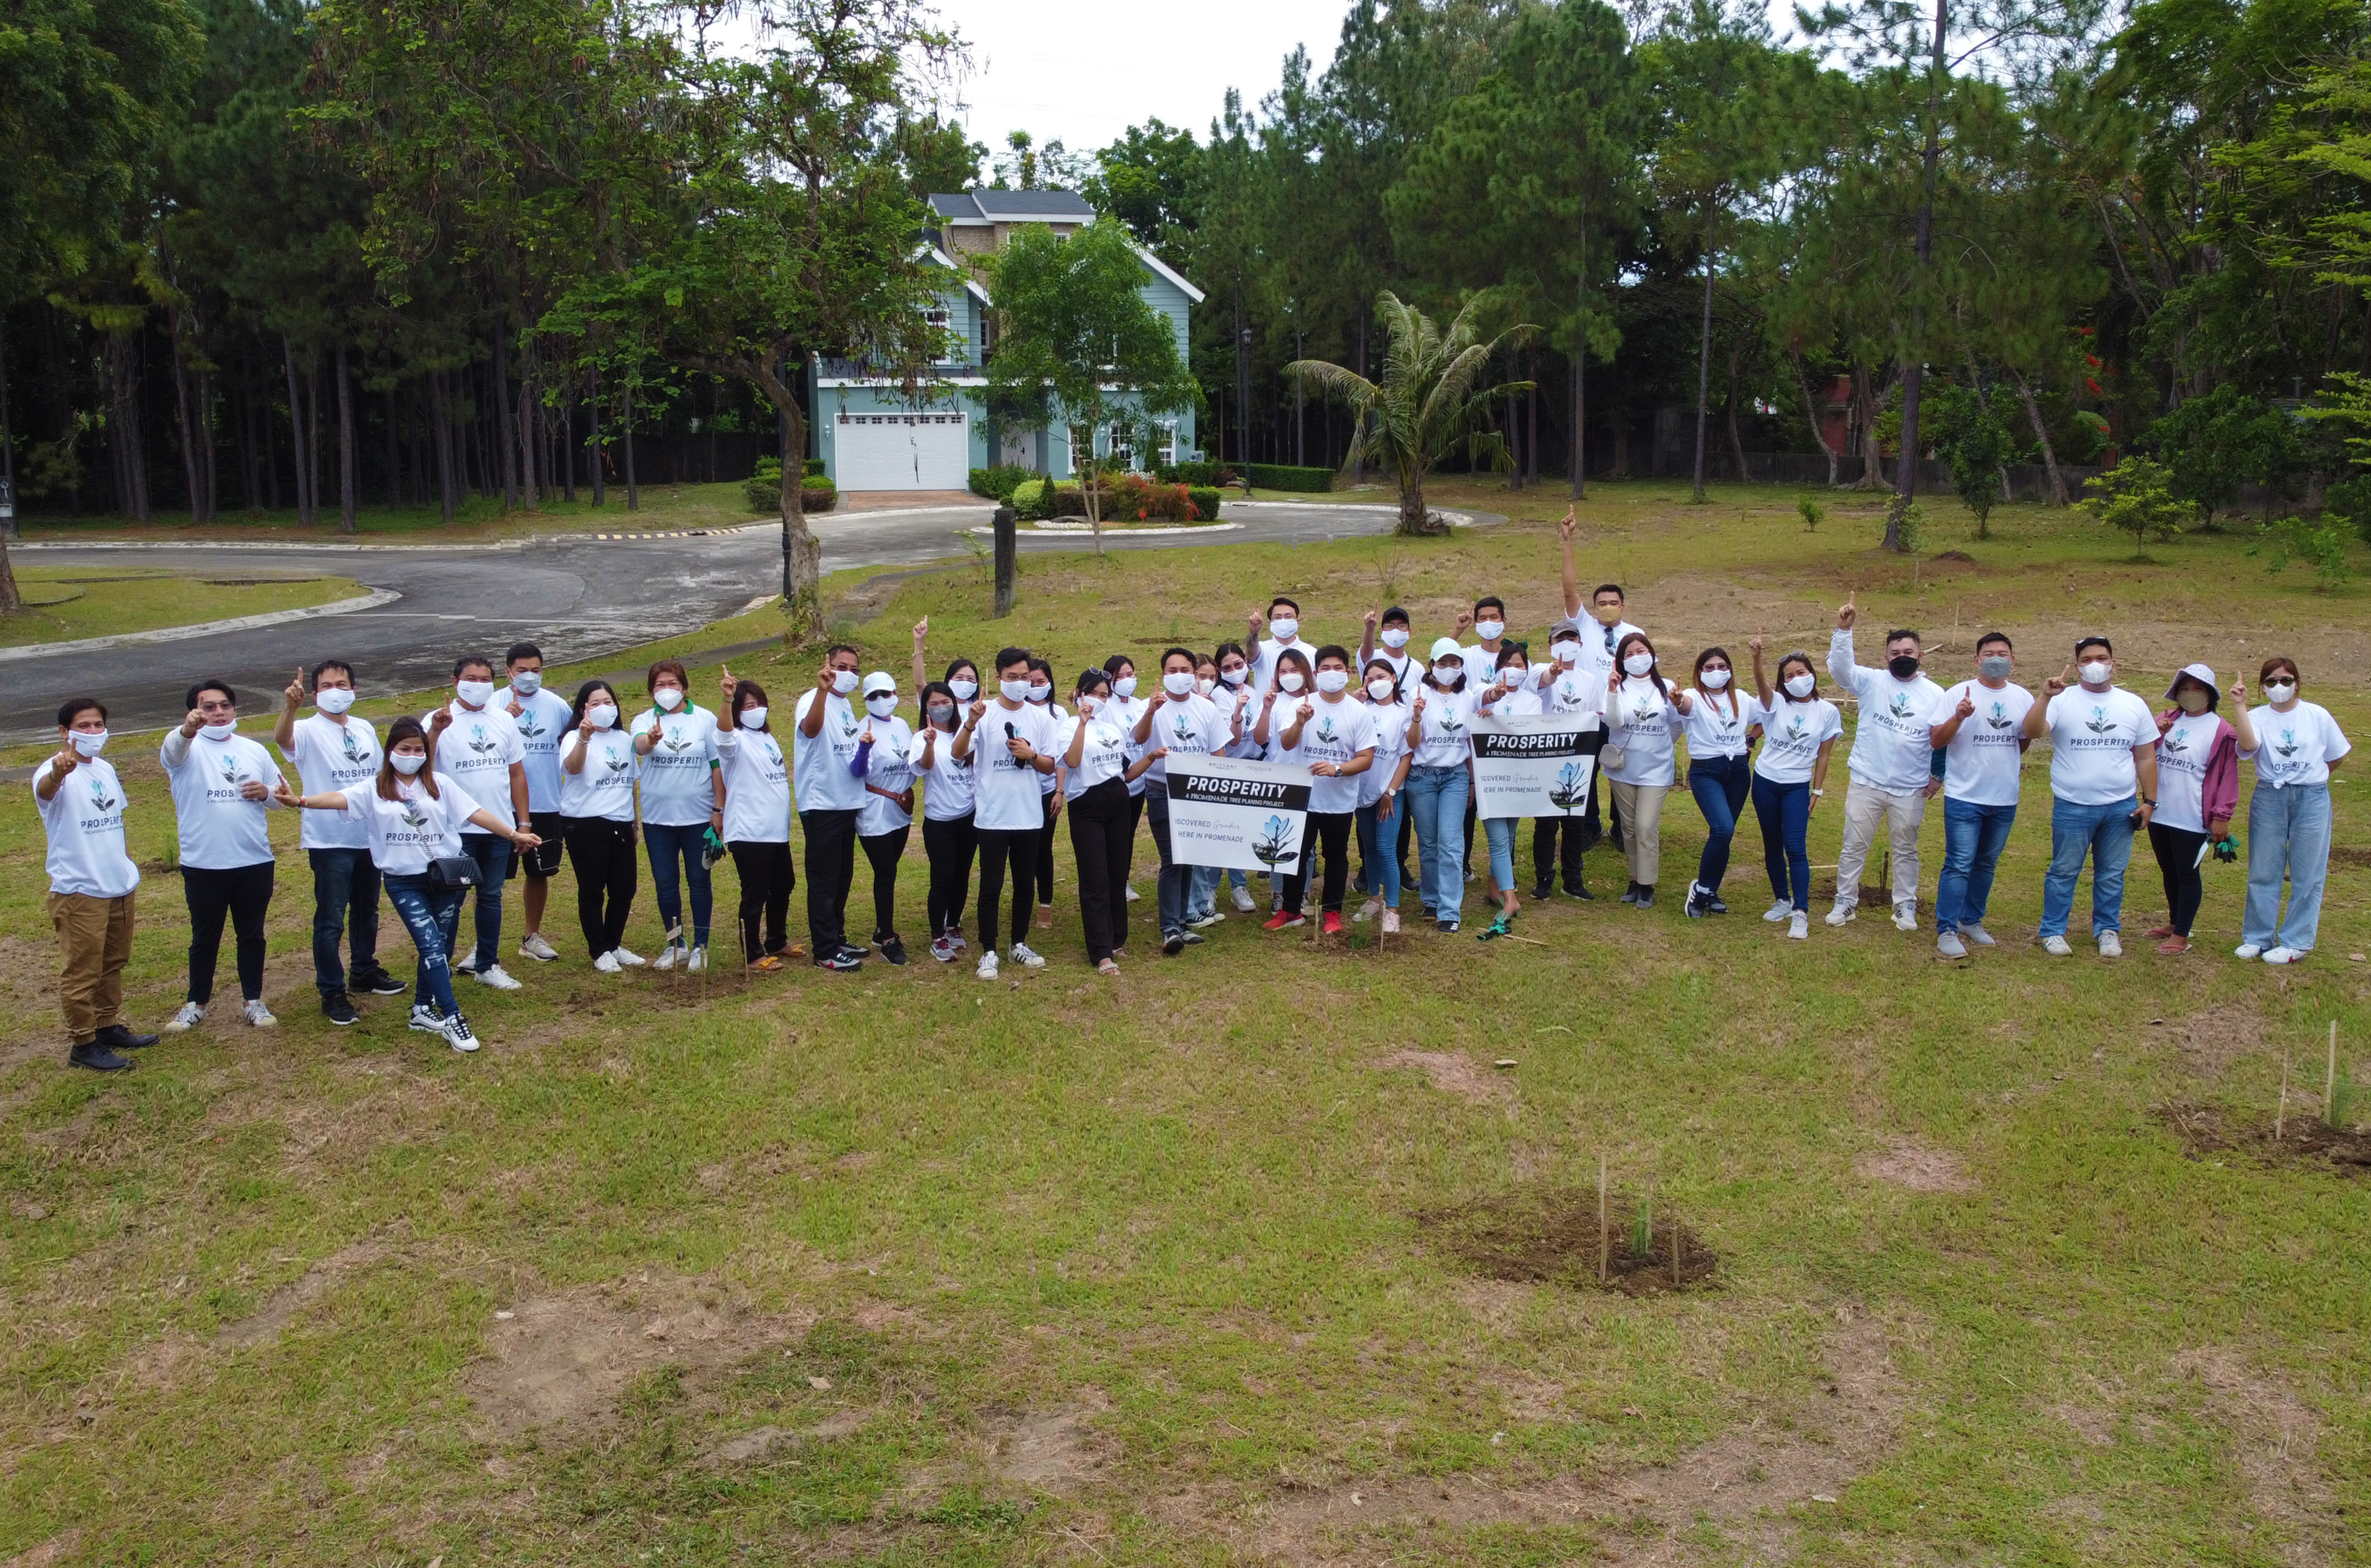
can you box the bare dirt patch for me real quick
[1854,1141,1976,1194]
[897,1390,1117,1506]
[2322,846,2371,870]
[2150,1001,2272,1080]
[1417,1185,1717,1296]
[2173,1347,2341,1564]
[216,1238,394,1349]
[2158,1103,2371,1176]
[703,1407,870,1466]
[1374,1050,1511,1108]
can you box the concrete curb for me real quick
[0,588,404,664]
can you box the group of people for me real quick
[33,515,2351,1070]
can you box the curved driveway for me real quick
[7,499,1499,738]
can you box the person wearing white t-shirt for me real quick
[2142,663,2238,956]
[1678,646,1758,920]
[852,672,918,965]
[1261,645,1377,934]
[1099,655,1150,891]
[1187,642,1262,922]
[558,679,645,971]
[502,641,576,965]
[630,658,725,973]
[1526,617,1604,900]
[1355,604,1427,690]
[1747,643,1843,940]
[1602,633,1687,908]
[1559,510,1644,847]
[1405,640,1479,932]
[428,656,531,990]
[714,669,796,969]
[36,696,155,1071]
[1245,597,1319,697]
[793,644,869,971]
[160,677,287,1034]
[2019,635,2160,956]
[1926,632,2037,958]
[273,658,403,1025]
[1352,657,1415,934]
[909,681,978,962]
[1471,646,1543,937]
[954,646,1061,976]
[1061,669,1157,973]
[1452,595,1514,683]
[1824,597,1950,931]
[2229,656,2351,963]
[1132,646,1231,952]
[272,716,543,1055]
[1021,656,1066,933]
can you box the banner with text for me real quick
[1471,712,1603,819]
[1163,752,1313,872]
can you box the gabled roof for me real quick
[929,189,1096,224]
[1134,246,1205,305]
[923,245,994,303]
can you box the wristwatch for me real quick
[1809,787,1824,796]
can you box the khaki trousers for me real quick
[49,890,135,1044]
[1837,780,1927,909]
[1609,780,1669,887]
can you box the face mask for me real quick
[391,751,427,775]
[866,695,898,718]
[1000,678,1032,702]
[1434,667,1461,687]
[1887,655,1922,680]
[1368,678,1395,702]
[1077,695,1100,716]
[1163,670,1195,695]
[1220,666,1248,687]
[455,680,494,709]
[2079,661,2113,686]
[929,704,956,729]
[2176,690,2211,715]
[1499,668,1527,687]
[1278,671,1305,694]
[831,669,859,695]
[1027,685,1050,703]
[1381,627,1410,650]
[1268,616,1299,642]
[1700,668,1731,690]
[316,687,356,715]
[1315,669,1350,694]
[655,686,685,711]
[1623,653,1654,678]
[950,678,979,702]
[1111,675,1138,698]
[1196,677,1216,696]
[1595,604,1623,625]
[70,729,109,757]
[740,707,769,729]
[588,703,619,730]
[1551,640,1582,664]
[2264,681,2296,704]
[1979,656,2012,681]
[1475,618,1504,641]
[510,671,542,695]
[1785,674,1816,699]
[201,721,238,742]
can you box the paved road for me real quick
[6,499,1498,738]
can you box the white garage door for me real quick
[834,411,969,491]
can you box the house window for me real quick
[1106,424,1135,470]
[1156,420,1178,465]
[922,308,957,363]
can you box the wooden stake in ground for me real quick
[666,924,682,993]
[1597,1154,1609,1285]
[2327,1021,2340,1129]
[2277,1050,2290,1140]
[1671,1207,1682,1289]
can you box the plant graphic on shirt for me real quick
[2084,706,2113,735]
[1437,710,1466,735]
[216,755,243,785]
[1888,691,1916,721]
[1170,711,1198,746]
[604,749,632,775]
[1252,814,1301,870]
[1782,713,1808,742]
[398,801,430,831]
[2274,728,2301,759]
[1984,702,2012,730]
[660,724,693,754]
[2161,726,2190,755]
[1547,761,1588,812]
[340,725,364,761]
[87,775,118,814]
[467,723,497,755]
[515,709,547,739]
[1314,714,1339,745]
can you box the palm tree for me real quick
[1288,293,1535,536]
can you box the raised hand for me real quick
[271,781,303,808]
[815,664,837,693]
[719,662,739,703]
[1363,606,1379,634]
[579,708,600,735]
[1453,609,1474,637]
[1836,594,1857,632]
[911,616,928,645]
[1297,698,1314,723]
[49,744,81,776]
[1246,608,1264,641]
[2044,663,2072,698]
[1749,632,1764,656]
[1412,692,1427,718]
[283,666,306,710]
[967,698,988,724]
[2228,677,2248,706]
[1559,505,1575,541]
[1956,693,1976,719]
[181,708,205,738]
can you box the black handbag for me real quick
[427,854,482,891]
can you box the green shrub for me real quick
[1046,481,1087,519]
[969,464,1034,502]
[1187,485,1223,521]
[743,457,784,512]
[1244,462,1334,493]
[804,457,825,478]
[2077,456,2188,555]
[1011,478,1048,519]
[1157,460,1228,487]
[801,474,837,513]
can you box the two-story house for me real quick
[809,189,1204,493]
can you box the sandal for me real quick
[2156,936,2191,955]
[2144,925,2176,939]
[1096,957,1121,976]
[750,955,784,972]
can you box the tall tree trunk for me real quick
[0,314,17,604]
[588,364,605,507]
[1791,350,1841,488]
[1350,309,1367,486]
[1506,383,1521,491]
[197,367,218,522]
[1725,339,1749,483]
[1851,362,1884,489]
[1527,348,1540,486]
[492,320,518,510]
[431,369,457,523]
[765,368,822,630]
[306,362,322,526]
[515,340,539,510]
[621,371,639,511]
[171,318,203,520]
[1691,234,1716,503]
[107,332,151,522]
[561,374,577,502]
[335,342,356,532]
[383,383,400,507]
[283,336,313,525]
[261,351,280,511]
[1885,0,1950,552]
[1233,285,1250,473]
[2009,368,2068,505]
[237,350,261,510]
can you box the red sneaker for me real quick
[1262,911,1305,931]
[1321,912,1345,936]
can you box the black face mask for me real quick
[1888,655,1921,680]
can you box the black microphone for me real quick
[1004,722,1016,740]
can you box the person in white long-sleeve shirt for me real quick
[160,678,287,1034]
[1824,597,1948,931]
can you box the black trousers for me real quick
[563,816,639,957]
[1029,791,1059,908]
[1533,814,1589,890]
[860,825,910,940]
[1284,811,1355,915]
[184,860,274,1004]
[2147,821,2210,936]
[974,826,1038,955]
[800,807,860,957]
[1067,778,1134,960]
[727,839,793,960]
[923,813,977,935]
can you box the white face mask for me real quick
[315,687,356,715]
[1551,639,1582,664]
[866,695,898,718]
[1112,675,1138,698]
[200,721,238,742]
[1278,671,1305,694]
[1220,666,1248,687]
[1027,685,1050,703]
[1700,668,1731,690]
[70,729,110,757]
[1367,678,1395,703]
[1196,677,1215,696]
[1381,627,1410,650]
[831,669,859,695]
[1268,616,1299,642]
[510,671,542,695]
[655,686,685,710]
[2079,661,2113,687]
[739,706,769,730]
[949,677,979,702]
[1498,668,1527,687]
[2264,681,2296,704]
[1474,618,1504,641]
[391,750,427,775]
[1077,695,1100,716]
[1164,670,1195,696]
[454,680,494,709]
[1000,678,1032,702]
[1433,666,1461,687]
[588,703,619,729]
[1315,669,1350,694]
[1784,674,1816,699]
[1623,653,1654,678]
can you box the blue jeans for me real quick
[642,821,714,947]
[1483,815,1517,893]
[1687,754,1752,894]
[1145,786,1190,938]
[1405,764,1470,921]
[307,846,383,995]
[2244,782,2332,951]
[1935,796,2017,934]
[457,833,512,969]
[1188,865,1220,921]
[1355,801,1403,907]
[383,873,464,1017]
[2040,795,2137,939]
[1751,774,1811,910]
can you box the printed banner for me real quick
[1162,752,1313,872]
[1470,712,1604,819]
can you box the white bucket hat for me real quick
[2162,663,2217,705]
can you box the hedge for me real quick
[1244,463,1334,493]
[1187,486,1224,521]
[801,475,836,513]
[969,464,1034,502]
[1156,460,1231,487]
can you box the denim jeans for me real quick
[1686,754,1752,894]
[1935,796,2017,934]
[1355,801,1403,907]
[2040,794,2138,939]
[1405,764,1470,921]
[1483,815,1517,893]
[642,820,714,948]
[457,832,512,970]
[1144,785,1191,938]
[307,846,383,995]
[1188,865,1220,921]
[2244,782,2332,951]
[383,873,464,1017]
[1750,773,1811,910]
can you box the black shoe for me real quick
[1618,882,1640,905]
[1636,886,1656,910]
[354,968,408,996]
[1684,886,1709,919]
[1530,879,1554,900]
[1565,881,1594,900]
[93,1023,158,1050]
[70,1041,132,1071]
[322,990,361,1026]
[1707,894,1729,914]
[1162,932,1186,956]
[813,948,862,971]
[878,934,908,966]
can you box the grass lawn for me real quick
[14,480,770,545]
[1,478,2366,1565]
[0,566,371,649]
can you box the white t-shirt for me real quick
[1103,693,1150,796]
[1604,677,1683,787]
[1535,663,1604,719]
[1209,684,1260,759]
[1827,630,1948,794]
[1249,635,1318,695]
[1753,695,1843,785]
[2241,701,2352,790]
[907,723,976,820]
[162,730,285,869]
[1678,687,1755,761]
[558,728,640,822]
[36,757,139,899]
[1575,617,1644,685]
[428,702,525,833]
[970,701,1060,831]
[340,772,485,875]
[629,703,721,827]
[1140,693,1224,787]
[507,687,576,814]
[1367,645,1424,689]
[1272,694,1377,815]
[1938,679,2036,808]
[1058,710,1135,797]
[2153,710,2223,833]
[1408,682,1477,769]
[1033,700,1068,793]
[1360,698,1413,807]
[2043,686,2158,805]
[791,690,865,813]
[1477,682,1541,720]
[279,714,380,852]
[714,724,790,841]
[858,714,917,836]
[1461,642,1514,682]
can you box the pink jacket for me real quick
[2157,707,2239,830]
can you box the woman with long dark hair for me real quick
[1679,645,1755,918]
[715,670,798,970]
[908,679,977,961]
[1601,631,1685,908]
[1060,668,1156,972]
[558,679,642,971]
[1747,641,1842,942]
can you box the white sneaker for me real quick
[1125,883,1141,902]
[1824,900,1856,927]
[454,952,479,975]
[1231,886,1256,912]
[1009,942,1047,969]
[163,1001,205,1033]
[1962,924,1996,947]
[442,1013,481,1053]
[976,950,1000,980]
[2263,946,2304,965]
[1763,899,1794,923]
[2233,942,2264,960]
[2041,935,2074,956]
[1787,912,1809,940]
[1937,931,1967,959]
[1354,897,1382,923]
[593,950,622,973]
[408,1003,445,1034]
[653,943,680,972]
[686,945,707,973]
[611,944,647,967]
[242,999,277,1028]
[1892,902,1918,932]
[518,932,560,963]
[2097,931,2123,958]
[474,963,523,991]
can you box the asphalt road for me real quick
[6,498,1498,738]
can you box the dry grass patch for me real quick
[1854,1141,1977,1193]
